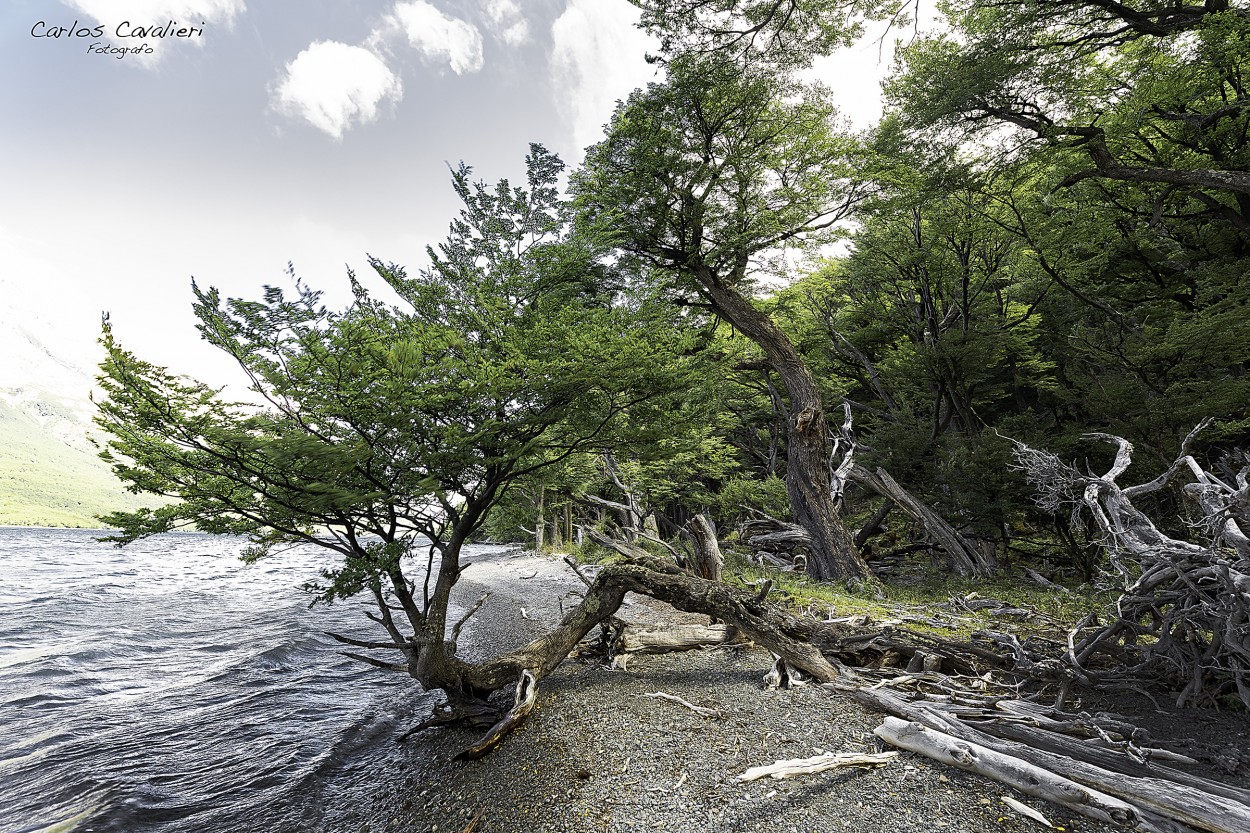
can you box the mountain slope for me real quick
[0,312,150,527]
[0,396,150,527]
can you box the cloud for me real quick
[484,0,529,47]
[272,41,403,140]
[384,1,484,75]
[550,0,659,155]
[60,0,245,66]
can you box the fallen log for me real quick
[874,716,1144,829]
[614,623,735,656]
[851,687,1250,833]
[978,719,1250,807]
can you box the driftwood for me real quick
[610,623,736,670]
[737,751,897,782]
[614,623,735,655]
[1000,796,1055,828]
[638,691,723,718]
[850,686,1250,833]
[1011,421,1250,708]
[874,717,1142,827]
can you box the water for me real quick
[0,528,438,833]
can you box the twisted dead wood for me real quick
[1011,421,1250,708]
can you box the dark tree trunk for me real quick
[700,278,872,584]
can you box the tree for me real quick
[575,54,875,583]
[628,0,880,65]
[96,145,702,704]
[889,2,1250,232]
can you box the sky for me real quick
[0,0,906,393]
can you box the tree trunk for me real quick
[534,486,545,552]
[849,467,995,577]
[685,513,723,582]
[700,279,872,584]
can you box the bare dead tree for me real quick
[1009,420,1250,708]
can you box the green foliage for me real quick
[628,0,881,66]
[708,474,790,524]
[95,145,702,602]
[771,1,1250,554]
[576,52,864,292]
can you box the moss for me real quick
[721,549,1114,639]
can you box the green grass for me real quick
[565,536,1113,638]
[724,550,1115,638]
[0,399,151,528]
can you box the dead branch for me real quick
[1010,425,1250,708]
[737,751,897,782]
[450,593,491,647]
[637,691,723,718]
[456,670,540,761]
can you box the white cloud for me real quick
[484,0,529,47]
[272,41,403,140]
[550,0,659,156]
[385,1,484,75]
[60,0,245,67]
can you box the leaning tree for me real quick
[96,143,987,754]
[574,54,875,583]
[94,145,716,715]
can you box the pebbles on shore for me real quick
[323,550,1130,833]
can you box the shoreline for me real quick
[316,549,1136,833]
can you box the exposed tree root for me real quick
[1011,421,1250,708]
[454,670,539,761]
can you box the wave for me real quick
[0,529,447,833]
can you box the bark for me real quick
[873,717,1145,829]
[737,751,898,782]
[684,513,724,581]
[614,623,735,655]
[858,688,1250,833]
[454,670,539,760]
[699,277,872,584]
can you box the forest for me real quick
[92,2,1250,829]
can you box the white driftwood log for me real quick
[615,623,735,655]
[737,751,898,782]
[874,717,1141,827]
[1001,796,1054,828]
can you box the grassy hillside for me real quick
[0,399,150,527]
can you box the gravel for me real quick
[317,549,1152,833]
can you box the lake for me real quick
[0,528,443,833]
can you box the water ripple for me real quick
[0,529,433,833]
